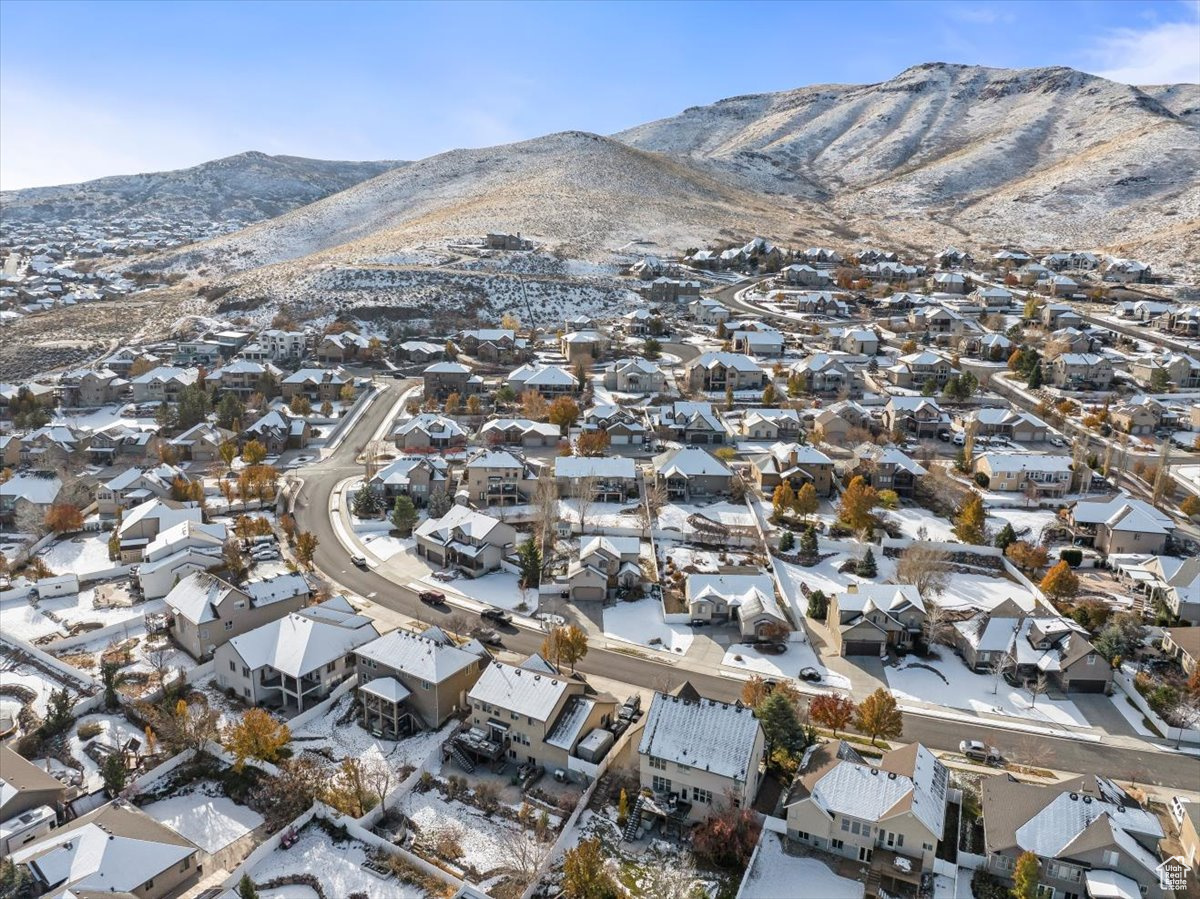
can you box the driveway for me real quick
[1070,692,1141,738]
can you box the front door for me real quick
[859,846,872,863]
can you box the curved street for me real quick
[289,371,1200,791]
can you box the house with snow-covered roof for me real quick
[10,799,200,899]
[462,447,538,508]
[392,413,468,451]
[95,464,188,516]
[1068,494,1174,556]
[554,455,637,503]
[751,441,834,496]
[685,352,768,393]
[981,773,1168,899]
[603,358,667,394]
[214,596,379,712]
[1049,353,1113,390]
[135,518,228,600]
[637,690,765,824]
[507,362,578,398]
[0,472,63,528]
[462,656,616,776]
[652,447,733,501]
[686,572,789,640]
[849,445,928,497]
[355,626,491,732]
[653,400,728,445]
[784,740,948,888]
[739,407,804,442]
[581,405,648,447]
[479,417,561,448]
[165,570,311,660]
[368,455,448,505]
[414,504,517,576]
[827,583,926,657]
[973,453,1072,498]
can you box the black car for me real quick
[480,608,512,625]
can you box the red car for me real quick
[418,590,446,605]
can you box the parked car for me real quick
[757,642,787,655]
[350,555,368,568]
[618,695,642,722]
[952,433,966,446]
[959,740,1002,764]
[689,618,710,627]
[1050,436,1066,447]
[536,612,565,628]
[798,667,822,683]
[471,628,502,646]
[418,590,446,605]
[937,430,951,442]
[481,608,513,625]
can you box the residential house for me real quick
[560,330,607,363]
[280,367,351,403]
[732,328,786,357]
[930,272,966,294]
[1041,303,1083,329]
[169,422,235,462]
[462,448,537,507]
[1041,252,1100,271]
[790,354,858,399]
[415,504,518,576]
[637,690,765,825]
[933,247,972,268]
[9,800,200,899]
[603,358,667,394]
[1163,627,1200,675]
[369,456,448,505]
[479,418,561,448]
[647,277,700,304]
[1145,558,1200,626]
[980,774,1168,899]
[653,401,728,445]
[973,453,1073,498]
[242,408,310,455]
[829,327,879,355]
[581,405,648,447]
[0,472,62,528]
[1048,353,1114,390]
[1038,274,1079,296]
[813,407,853,445]
[567,535,642,601]
[0,745,67,856]
[784,741,948,888]
[689,297,731,324]
[971,286,1014,309]
[456,328,528,364]
[392,413,468,451]
[1069,495,1174,556]
[740,408,803,442]
[554,455,638,503]
[214,596,380,712]
[686,572,790,640]
[129,365,199,404]
[1129,353,1200,391]
[255,329,308,363]
[1103,258,1152,283]
[165,571,312,661]
[462,656,617,775]
[508,363,577,398]
[60,368,124,407]
[953,609,1112,692]
[135,519,228,600]
[886,352,956,391]
[19,426,87,468]
[652,447,733,501]
[959,408,1049,442]
[883,397,948,439]
[782,264,832,287]
[1109,397,1163,435]
[96,464,188,516]
[395,340,445,364]
[485,233,533,250]
[794,292,851,318]
[752,442,835,496]
[685,352,767,394]
[115,498,203,562]
[827,584,926,656]
[316,330,372,364]
[850,445,928,497]
[423,362,482,401]
[355,626,491,733]
[206,359,280,399]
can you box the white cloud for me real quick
[1086,8,1200,85]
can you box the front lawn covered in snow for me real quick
[419,570,536,613]
[603,597,693,654]
[884,650,1088,728]
[142,779,264,853]
[721,641,850,690]
[741,832,864,899]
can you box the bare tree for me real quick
[443,613,473,640]
[572,475,599,535]
[532,469,559,556]
[144,643,174,689]
[989,654,1015,695]
[921,600,954,648]
[896,544,951,597]
[640,478,668,531]
[1028,673,1049,708]
[498,826,542,885]
[640,851,702,899]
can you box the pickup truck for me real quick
[418,590,446,605]
[480,607,513,625]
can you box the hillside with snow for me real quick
[0,151,402,227]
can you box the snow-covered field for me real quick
[52,404,157,434]
[0,587,147,644]
[985,506,1060,539]
[741,832,864,899]
[937,572,1037,614]
[772,550,899,622]
[557,498,644,530]
[657,501,756,533]
[883,505,956,543]
[884,652,1087,728]
[0,663,85,715]
[360,531,416,562]
[245,825,427,899]
[65,712,148,791]
[400,787,547,878]
[721,641,851,690]
[603,598,693,654]
[143,780,264,853]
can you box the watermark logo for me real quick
[1157,855,1189,892]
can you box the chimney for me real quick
[846,584,859,594]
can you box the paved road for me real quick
[290,370,1200,790]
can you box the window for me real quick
[242,666,249,677]
[850,821,862,835]
[832,839,844,850]
[692,787,712,805]
[677,762,692,772]
[243,687,250,697]
[896,833,904,848]
[1103,851,1119,867]
[922,843,933,852]
[649,756,666,771]
[795,830,810,841]
[327,661,336,673]
[180,857,190,871]
[652,775,672,793]
[200,628,209,639]
[224,620,234,631]
[234,600,246,610]
[229,660,236,672]
[1035,886,1055,899]
[421,681,431,690]
[1086,655,1096,665]
[841,818,851,832]
[143,879,154,890]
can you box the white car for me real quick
[1050,436,1066,447]
[959,740,1002,763]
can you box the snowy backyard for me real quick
[37,531,117,579]
[290,691,449,771]
[741,833,864,899]
[936,571,1037,614]
[884,651,1088,728]
[143,780,264,853]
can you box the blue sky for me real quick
[1,0,1197,189]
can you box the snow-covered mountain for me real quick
[0,151,402,227]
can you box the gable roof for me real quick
[468,659,573,721]
[356,628,485,683]
[227,599,379,678]
[638,692,761,781]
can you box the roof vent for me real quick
[871,768,879,776]
[1069,792,1079,801]
[1083,796,1092,804]
[888,772,897,779]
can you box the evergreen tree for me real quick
[857,548,877,577]
[994,522,1017,551]
[799,527,819,564]
[427,488,452,518]
[1012,852,1040,899]
[756,691,806,757]
[237,875,260,899]
[102,753,127,795]
[1027,361,1043,389]
[352,483,381,518]
[806,589,828,619]
[779,530,795,552]
[390,495,418,535]
[517,538,542,589]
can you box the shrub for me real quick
[1059,548,1083,567]
[971,869,1010,899]
[77,721,103,740]
[473,782,500,814]
[973,472,990,488]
